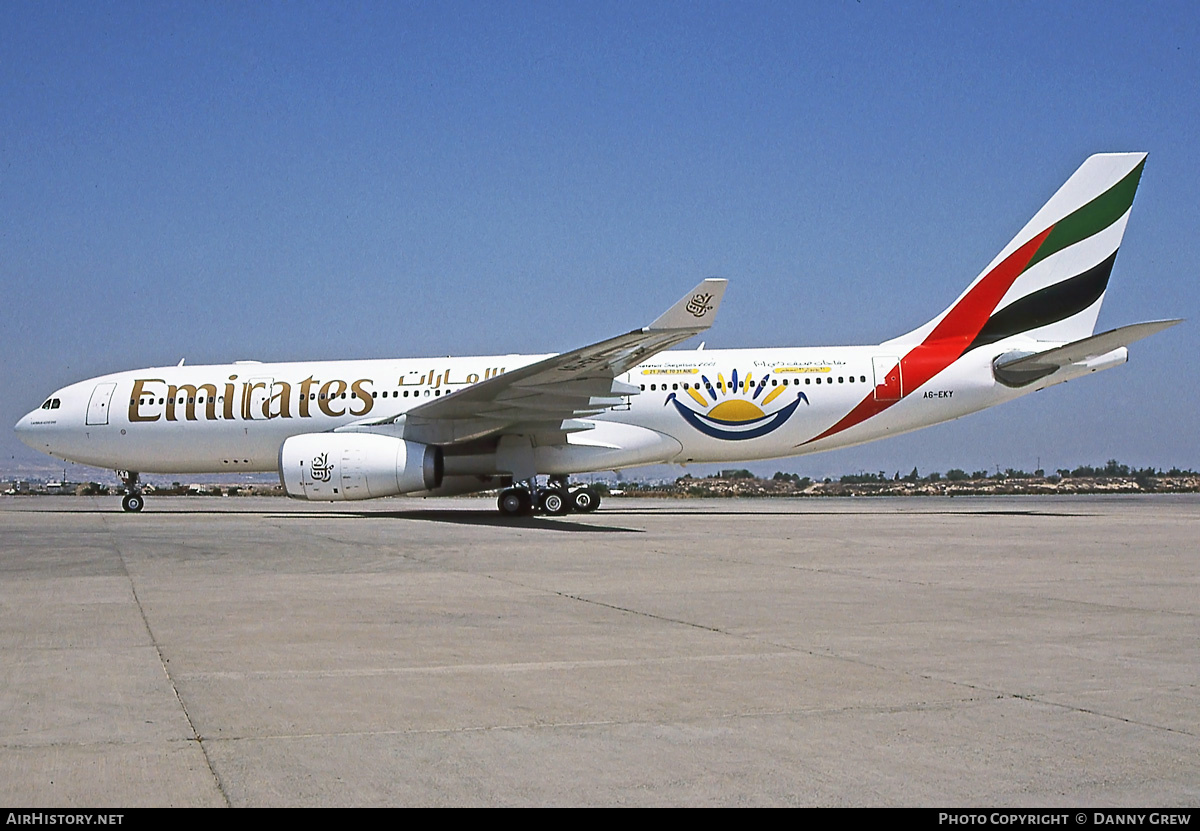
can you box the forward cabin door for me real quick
[86,383,117,425]
[872,356,903,402]
[245,377,275,419]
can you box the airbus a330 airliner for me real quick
[16,153,1180,515]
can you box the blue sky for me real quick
[2,1,1197,481]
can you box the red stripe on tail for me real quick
[802,226,1054,445]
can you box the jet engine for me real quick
[279,433,442,501]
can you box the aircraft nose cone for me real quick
[14,412,38,449]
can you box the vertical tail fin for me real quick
[887,152,1146,350]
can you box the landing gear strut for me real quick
[117,470,144,513]
[496,477,601,517]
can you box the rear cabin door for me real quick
[872,356,903,402]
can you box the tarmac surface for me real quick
[0,494,1196,807]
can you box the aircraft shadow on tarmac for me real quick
[272,509,643,532]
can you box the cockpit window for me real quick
[42,400,52,409]
[51,399,60,409]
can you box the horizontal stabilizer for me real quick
[993,319,1181,387]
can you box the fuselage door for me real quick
[245,377,275,420]
[872,356,903,402]
[86,383,117,425]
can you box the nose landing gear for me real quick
[117,470,144,513]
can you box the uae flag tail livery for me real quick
[808,153,1179,446]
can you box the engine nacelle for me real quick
[279,433,442,501]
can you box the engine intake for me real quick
[279,433,443,501]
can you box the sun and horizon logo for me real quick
[664,368,808,440]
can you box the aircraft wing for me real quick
[347,279,727,445]
[993,319,1181,387]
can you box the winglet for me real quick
[648,278,728,331]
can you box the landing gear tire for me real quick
[538,488,570,516]
[570,486,601,513]
[497,488,533,517]
[121,493,145,513]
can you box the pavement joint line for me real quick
[492,574,1198,743]
[173,650,835,680]
[1011,693,1197,738]
[98,514,232,809]
[640,542,1199,618]
[184,695,1000,744]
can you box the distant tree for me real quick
[1104,459,1130,476]
[946,469,969,482]
[841,472,885,484]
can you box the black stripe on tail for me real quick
[966,250,1118,352]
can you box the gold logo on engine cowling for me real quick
[310,453,333,482]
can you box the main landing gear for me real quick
[118,470,145,513]
[496,476,602,518]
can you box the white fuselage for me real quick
[14,337,1116,480]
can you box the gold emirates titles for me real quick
[127,368,506,423]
